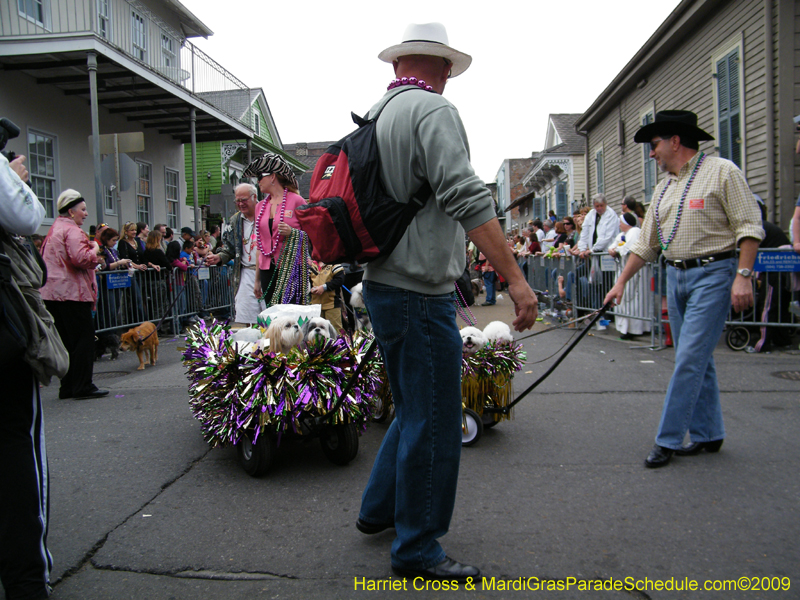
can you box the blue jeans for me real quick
[359,281,463,570]
[483,271,496,304]
[656,258,736,449]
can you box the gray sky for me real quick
[182,0,682,182]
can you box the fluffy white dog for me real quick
[301,317,338,344]
[266,317,303,353]
[483,321,514,344]
[459,326,487,354]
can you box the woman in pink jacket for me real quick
[40,189,108,400]
[244,154,306,305]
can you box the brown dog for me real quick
[119,322,159,370]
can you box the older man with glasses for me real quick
[205,183,263,324]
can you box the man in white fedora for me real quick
[355,23,538,582]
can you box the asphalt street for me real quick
[6,294,799,600]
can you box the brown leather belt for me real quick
[665,250,736,270]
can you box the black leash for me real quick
[139,280,188,342]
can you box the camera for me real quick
[1,117,21,162]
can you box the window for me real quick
[131,10,147,62]
[27,130,57,219]
[103,185,115,215]
[165,168,179,230]
[18,0,47,27]
[253,110,261,137]
[97,0,110,40]
[595,147,604,194]
[715,46,743,168]
[161,34,175,69]
[641,111,657,202]
[533,197,541,220]
[136,161,152,224]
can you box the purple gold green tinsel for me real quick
[182,320,383,448]
[461,341,526,422]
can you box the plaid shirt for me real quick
[630,152,764,263]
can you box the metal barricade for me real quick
[722,248,800,351]
[94,264,233,334]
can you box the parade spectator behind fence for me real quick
[0,150,53,600]
[575,194,619,305]
[205,183,262,325]
[243,153,306,305]
[97,227,132,329]
[142,230,169,324]
[40,189,109,400]
[355,22,537,583]
[607,212,650,340]
[208,224,222,252]
[622,195,646,225]
[604,110,763,469]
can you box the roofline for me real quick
[575,0,723,132]
[163,0,214,39]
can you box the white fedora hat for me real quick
[378,23,472,78]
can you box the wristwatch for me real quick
[736,268,754,278]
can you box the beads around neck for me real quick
[387,76,435,93]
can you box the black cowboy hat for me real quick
[633,110,714,143]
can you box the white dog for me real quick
[266,317,303,353]
[483,321,514,344]
[460,326,487,354]
[301,317,338,344]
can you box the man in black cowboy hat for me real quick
[355,23,537,583]
[605,110,763,468]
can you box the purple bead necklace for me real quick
[654,152,706,251]
[387,76,435,93]
[256,187,288,258]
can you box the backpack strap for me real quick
[352,87,433,208]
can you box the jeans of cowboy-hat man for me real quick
[656,258,736,448]
[358,280,463,570]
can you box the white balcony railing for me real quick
[1,0,254,131]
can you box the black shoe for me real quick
[480,302,495,306]
[73,388,110,400]
[619,333,635,340]
[675,439,723,456]
[356,518,394,535]
[644,444,674,468]
[392,557,480,582]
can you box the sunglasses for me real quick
[649,138,666,151]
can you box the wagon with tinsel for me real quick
[182,320,383,476]
[368,341,526,447]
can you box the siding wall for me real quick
[183,141,223,206]
[1,69,191,235]
[585,0,776,216]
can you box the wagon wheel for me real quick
[481,412,500,429]
[319,422,359,465]
[372,393,394,423]
[237,429,276,477]
[462,408,483,447]
[726,326,750,351]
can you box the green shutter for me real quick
[716,49,741,168]
[556,181,567,217]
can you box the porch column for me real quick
[88,52,103,223]
[190,108,199,233]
